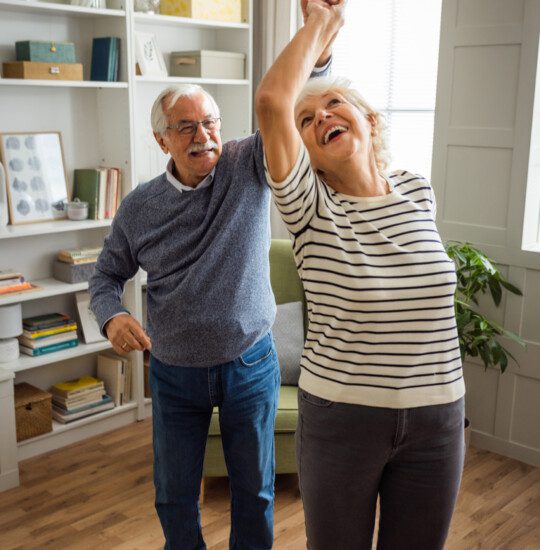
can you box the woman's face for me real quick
[294,90,375,172]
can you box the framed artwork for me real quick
[0,132,69,225]
[134,32,167,77]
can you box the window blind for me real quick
[332,0,442,179]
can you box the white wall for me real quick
[432,0,540,466]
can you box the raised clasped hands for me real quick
[301,0,345,21]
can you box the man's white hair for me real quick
[150,84,220,134]
[296,76,390,171]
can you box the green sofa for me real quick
[201,239,304,501]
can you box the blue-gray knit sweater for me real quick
[89,131,275,367]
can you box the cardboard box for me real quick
[16,41,76,64]
[160,0,242,22]
[2,61,83,81]
[170,50,245,79]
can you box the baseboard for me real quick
[471,430,540,467]
[0,468,20,492]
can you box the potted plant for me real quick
[445,241,526,450]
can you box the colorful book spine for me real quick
[23,323,78,339]
[20,339,78,356]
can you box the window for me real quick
[332,0,442,179]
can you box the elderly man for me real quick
[89,5,335,549]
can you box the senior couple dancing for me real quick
[90,1,465,548]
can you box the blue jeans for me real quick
[149,332,280,550]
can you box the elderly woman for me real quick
[255,2,465,549]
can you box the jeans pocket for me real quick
[239,333,274,367]
[300,389,333,407]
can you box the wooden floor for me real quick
[1,419,539,549]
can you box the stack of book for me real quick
[57,247,102,265]
[50,375,113,424]
[19,313,78,356]
[0,270,33,296]
[72,167,121,220]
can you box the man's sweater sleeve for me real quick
[89,213,139,335]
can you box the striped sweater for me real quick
[266,145,465,408]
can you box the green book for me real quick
[73,169,100,220]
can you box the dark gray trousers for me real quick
[296,391,465,550]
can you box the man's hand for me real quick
[301,0,341,23]
[105,315,152,356]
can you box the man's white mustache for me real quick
[187,140,219,154]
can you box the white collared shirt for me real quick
[166,157,216,192]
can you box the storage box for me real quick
[2,61,83,81]
[14,383,53,442]
[170,50,245,79]
[16,41,76,64]
[160,0,242,22]
[53,260,97,283]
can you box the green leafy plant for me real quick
[445,241,526,373]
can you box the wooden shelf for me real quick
[134,12,249,30]
[6,340,112,373]
[0,219,112,240]
[0,0,125,18]
[0,278,89,306]
[136,76,249,86]
[0,78,128,89]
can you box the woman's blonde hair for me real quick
[296,76,390,172]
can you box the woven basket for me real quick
[14,382,53,442]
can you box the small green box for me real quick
[15,40,76,64]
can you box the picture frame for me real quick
[0,132,69,225]
[134,32,167,77]
[75,290,107,344]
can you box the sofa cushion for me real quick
[273,301,304,385]
[208,385,298,435]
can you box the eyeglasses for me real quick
[166,117,221,135]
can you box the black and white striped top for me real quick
[265,145,465,408]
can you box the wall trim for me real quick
[471,429,540,467]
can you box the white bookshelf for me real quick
[6,340,112,373]
[0,219,112,240]
[0,0,253,481]
[0,79,128,88]
[0,278,88,306]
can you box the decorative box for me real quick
[160,0,242,22]
[16,41,76,64]
[14,382,53,442]
[2,61,83,81]
[170,50,245,79]
[53,260,97,284]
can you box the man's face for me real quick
[154,92,223,187]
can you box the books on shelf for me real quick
[0,270,34,295]
[19,330,78,349]
[20,313,79,356]
[50,375,103,397]
[53,395,114,424]
[57,246,102,265]
[97,351,132,406]
[50,375,114,424]
[19,339,78,356]
[21,323,78,339]
[23,312,71,330]
[72,167,121,221]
